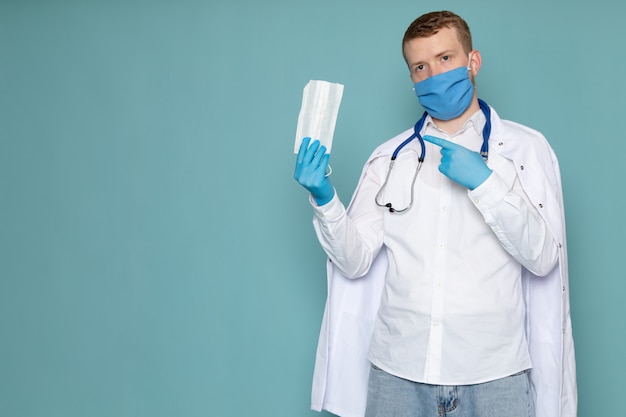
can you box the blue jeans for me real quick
[364,365,535,417]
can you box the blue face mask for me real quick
[413,58,473,120]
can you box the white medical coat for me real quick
[310,106,577,417]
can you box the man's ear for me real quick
[469,49,482,76]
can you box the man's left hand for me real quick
[423,135,492,190]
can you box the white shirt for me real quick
[311,110,558,385]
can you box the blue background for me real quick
[1,1,624,416]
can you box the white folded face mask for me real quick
[294,80,344,154]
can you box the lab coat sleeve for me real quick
[468,171,559,276]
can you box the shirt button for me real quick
[432,321,440,327]
[473,198,479,204]
[439,244,446,249]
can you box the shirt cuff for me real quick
[310,190,345,222]
[467,171,510,213]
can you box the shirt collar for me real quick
[424,108,486,137]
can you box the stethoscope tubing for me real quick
[375,98,491,213]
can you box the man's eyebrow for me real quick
[408,49,457,67]
[434,49,456,58]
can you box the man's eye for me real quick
[415,65,424,72]
[442,55,449,61]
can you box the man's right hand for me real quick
[294,137,335,206]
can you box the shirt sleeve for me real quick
[468,171,559,276]
[310,160,386,279]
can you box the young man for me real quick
[295,11,576,417]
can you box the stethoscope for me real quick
[375,98,492,213]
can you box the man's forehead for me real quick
[405,30,464,58]
[409,27,461,47]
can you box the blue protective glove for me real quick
[423,135,492,190]
[294,137,335,206]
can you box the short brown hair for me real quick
[402,11,473,56]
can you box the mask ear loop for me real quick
[325,165,332,177]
